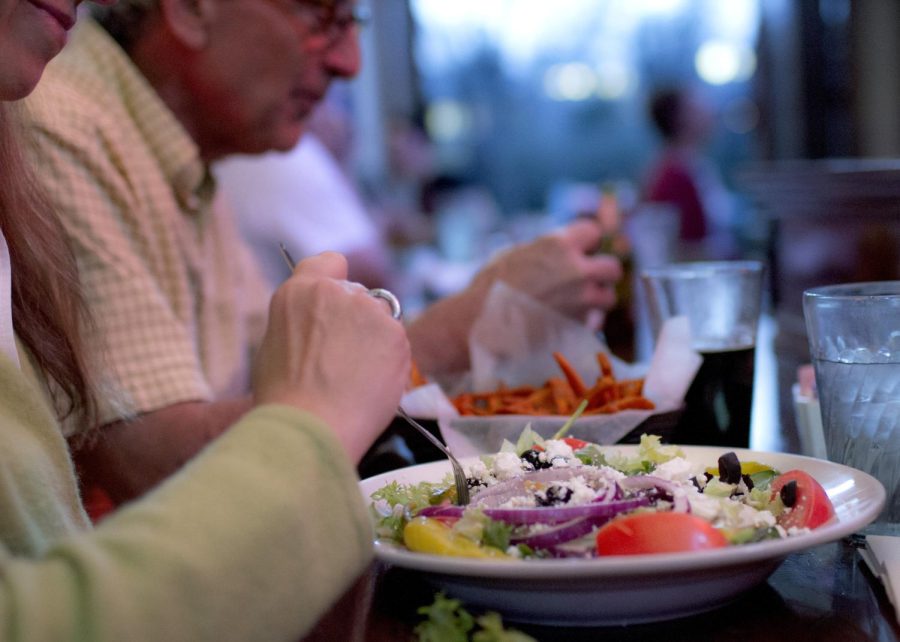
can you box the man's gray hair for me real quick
[90,0,161,51]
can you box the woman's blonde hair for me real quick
[0,102,98,424]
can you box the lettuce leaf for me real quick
[415,593,536,642]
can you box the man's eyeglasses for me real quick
[286,1,370,47]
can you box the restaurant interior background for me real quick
[324,0,900,453]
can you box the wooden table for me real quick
[303,537,899,641]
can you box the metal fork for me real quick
[397,408,470,505]
[278,243,401,319]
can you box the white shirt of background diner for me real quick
[213,133,381,286]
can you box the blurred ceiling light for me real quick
[640,0,688,16]
[695,40,757,85]
[595,60,635,100]
[425,101,471,142]
[708,0,759,41]
[544,62,597,101]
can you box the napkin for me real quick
[792,364,827,459]
[859,535,900,622]
[401,282,702,457]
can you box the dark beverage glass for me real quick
[679,345,756,447]
[641,261,763,448]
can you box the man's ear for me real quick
[158,0,217,49]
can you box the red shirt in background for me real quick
[644,153,708,242]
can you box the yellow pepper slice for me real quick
[403,517,510,559]
[705,461,773,477]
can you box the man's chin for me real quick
[267,124,308,154]
[0,60,45,101]
[228,123,307,157]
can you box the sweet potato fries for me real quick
[452,352,654,417]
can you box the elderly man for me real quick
[24,0,622,504]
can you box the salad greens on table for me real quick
[369,430,836,559]
[415,593,535,642]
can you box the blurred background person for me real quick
[641,86,738,261]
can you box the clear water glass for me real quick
[803,281,900,523]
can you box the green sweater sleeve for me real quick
[0,353,374,642]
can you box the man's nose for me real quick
[325,27,362,79]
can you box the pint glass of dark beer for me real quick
[641,261,764,447]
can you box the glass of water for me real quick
[803,281,900,523]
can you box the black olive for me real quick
[780,480,798,507]
[466,478,485,490]
[521,449,551,470]
[741,474,755,491]
[536,485,573,506]
[718,451,742,484]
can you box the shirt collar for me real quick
[73,19,210,215]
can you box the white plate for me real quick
[359,446,885,626]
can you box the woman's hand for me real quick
[252,252,410,463]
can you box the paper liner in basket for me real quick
[400,282,701,457]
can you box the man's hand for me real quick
[470,218,622,320]
[408,219,622,376]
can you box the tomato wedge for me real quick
[535,437,590,452]
[770,470,835,530]
[595,512,728,556]
[563,437,590,450]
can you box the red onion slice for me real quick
[470,467,622,509]
[510,516,597,549]
[418,495,650,525]
[482,496,650,525]
[417,505,465,519]
[618,475,691,513]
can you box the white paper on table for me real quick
[792,384,828,460]
[641,316,702,409]
[883,560,900,611]
[401,282,702,457]
[466,283,644,391]
[859,535,900,622]
[859,544,882,579]
[863,535,900,568]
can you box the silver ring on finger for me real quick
[368,288,402,320]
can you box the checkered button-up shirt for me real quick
[24,19,272,428]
